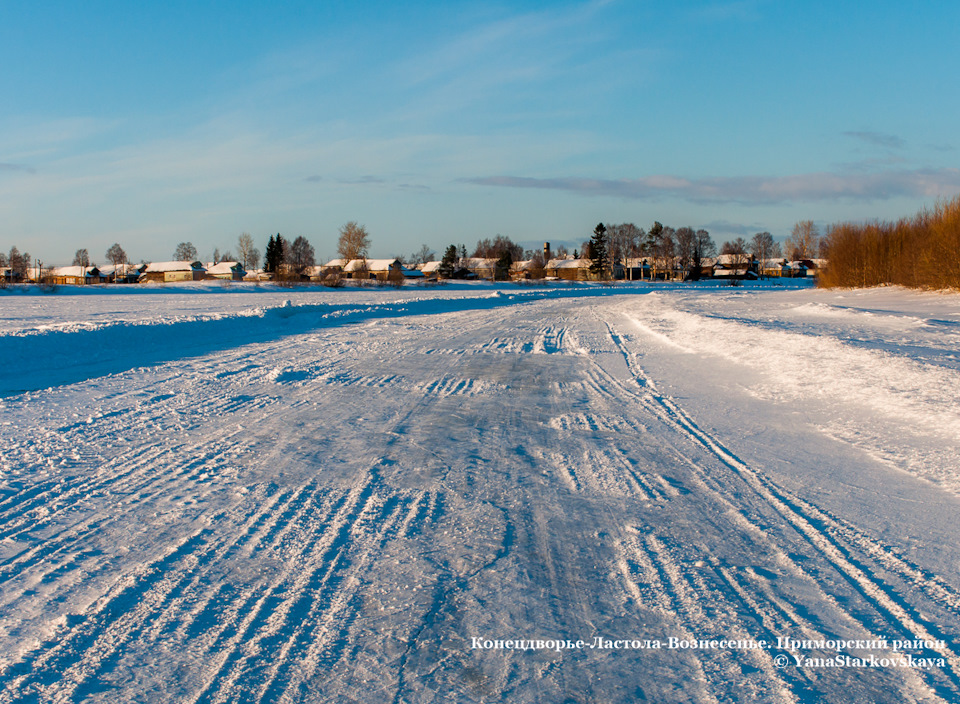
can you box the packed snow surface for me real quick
[1,281,959,702]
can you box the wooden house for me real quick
[545,258,593,281]
[49,266,103,285]
[140,261,207,282]
[205,262,247,280]
[100,263,145,284]
[461,258,497,280]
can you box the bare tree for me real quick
[472,234,522,261]
[174,242,198,261]
[651,226,676,279]
[287,236,316,277]
[607,223,642,278]
[410,244,435,267]
[721,237,750,284]
[691,229,716,281]
[675,227,696,277]
[237,232,259,269]
[105,243,127,266]
[786,221,820,260]
[338,222,370,262]
[73,249,91,267]
[5,246,30,281]
[750,232,774,278]
[212,247,222,264]
[525,251,546,279]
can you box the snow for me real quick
[1,280,959,702]
[143,261,204,273]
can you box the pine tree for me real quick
[264,235,277,273]
[589,223,608,279]
[265,234,286,273]
[494,250,513,281]
[439,245,458,278]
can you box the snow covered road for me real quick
[1,284,959,702]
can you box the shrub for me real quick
[820,194,960,289]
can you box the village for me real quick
[2,244,824,287]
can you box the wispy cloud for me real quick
[843,131,906,150]
[700,219,768,236]
[462,168,960,205]
[0,162,35,174]
[336,175,386,185]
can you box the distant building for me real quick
[49,266,103,285]
[100,263,145,284]
[204,262,246,281]
[545,258,593,281]
[140,261,207,283]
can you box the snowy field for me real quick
[1,280,959,703]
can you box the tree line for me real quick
[6,215,829,285]
[818,194,960,289]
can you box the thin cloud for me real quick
[336,175,387,185]
[461,169,960,205]
[700,220,767,236]
[843,131,906,150]
[0,162,35,174]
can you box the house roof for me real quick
[510,259,544,271]
[51,266,100,277]
[420,261,442,273]
[205,261,244,275]
[546,258,591,269]
[462,258,496,269]
[325,258,348,268]
[99,263,143,276]
[144,261,206,273]
[343,258,400,272]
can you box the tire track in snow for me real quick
[600,313,960,695]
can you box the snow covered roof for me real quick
[51,266,99,277]
[144,261,205,273]
[546,258,591,269]
[325,258,348,268]
[99,263,142,276]
[420,261,441,273]
[205,262,244,275]
[716,253,754,266]
[462,258,496,269]
[343,259,400,272]
[511,259,544,271]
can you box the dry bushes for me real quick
[820,194,960,289]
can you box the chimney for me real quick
[544,242,551,261]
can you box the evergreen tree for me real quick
[265,234,286,273]
[264,235,276,272]
[644,221,663,254]
[589,223,608,278]
[439,245,458,278]
[494,250,513,281]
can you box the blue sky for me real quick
[3,0,960,264]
